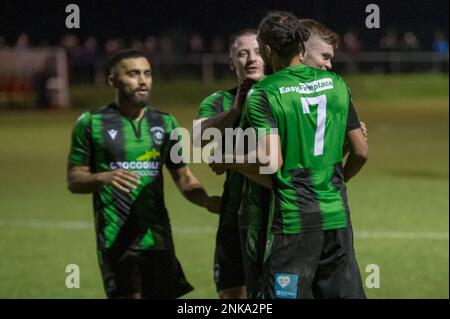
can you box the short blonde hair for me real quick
[298,19,339,49]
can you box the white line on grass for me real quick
[0,218,448,240]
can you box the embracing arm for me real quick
[193,79,255,147]
[210,134,282,189]
[343,121,367,157]
[343,128,369,182]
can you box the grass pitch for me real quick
[0,74,448,298]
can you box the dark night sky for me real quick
[0,0,448,47]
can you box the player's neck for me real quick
[115,100,145,120]
[273,56,302,72]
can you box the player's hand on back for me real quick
[98,169,141,193]
[232,78,256,113]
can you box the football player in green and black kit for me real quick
[195,29,267,299]
[67,49,220,299]
[207,21,368,299]
[223,12,369,299]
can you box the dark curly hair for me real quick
[258,11,309,60]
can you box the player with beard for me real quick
[67,49,220,299]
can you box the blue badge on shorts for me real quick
[274,273,298,299]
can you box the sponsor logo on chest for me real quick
[279,77,334,94]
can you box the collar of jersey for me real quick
[110,103,150,119]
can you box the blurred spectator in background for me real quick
[96,38,125,84]
[159,35,175,81]
[61,34,80,58]
[343,31,362,73]
[432,30,449,55]
[380,30,399,51]
[379,30,399,73]
[400,31,421,51]
[60,34,81,81]
[105,38,125,57]
[210,35,227,79]
[189,33,204,79]
[79,36,98,83]
[131,38,144,51]
[432,30,449,72]
[15,33,30,49]
[189,34,204,61]
[144,36,158,57]
[211,35,225,54]
[4,27,445,91]
[343,31,362,54]
[400,31,421,72]
[33,57,54,109]
[143,36,160,79]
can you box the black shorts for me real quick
[260,227,366,299]
[213,225,245,292]
[240,226,267,298]
[99,249,194,299]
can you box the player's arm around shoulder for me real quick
[194,80,255,148]
[221,86,282,189]
[344,128,368,182]
[333,77,369,182]
[193,91,231,147]
[343,93,369,183]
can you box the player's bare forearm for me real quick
[343,129,369,182]
[67,165,104,193]
[343,121,367,160]
[343,152,367,182]
[182,186,209,207]
[194,108,241,147]
[169,166,221,213]
[175,172,208,206]
[194,79,255,148]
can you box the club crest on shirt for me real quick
[150,126,165,145]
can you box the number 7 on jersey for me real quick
[300,94,327,156]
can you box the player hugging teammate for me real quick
[205,11,368,299]
[68,10,368,299]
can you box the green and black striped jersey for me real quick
[245,64,360,234]
[238,113,271,231]
[69,103,185,252]
[198,88,243,227]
